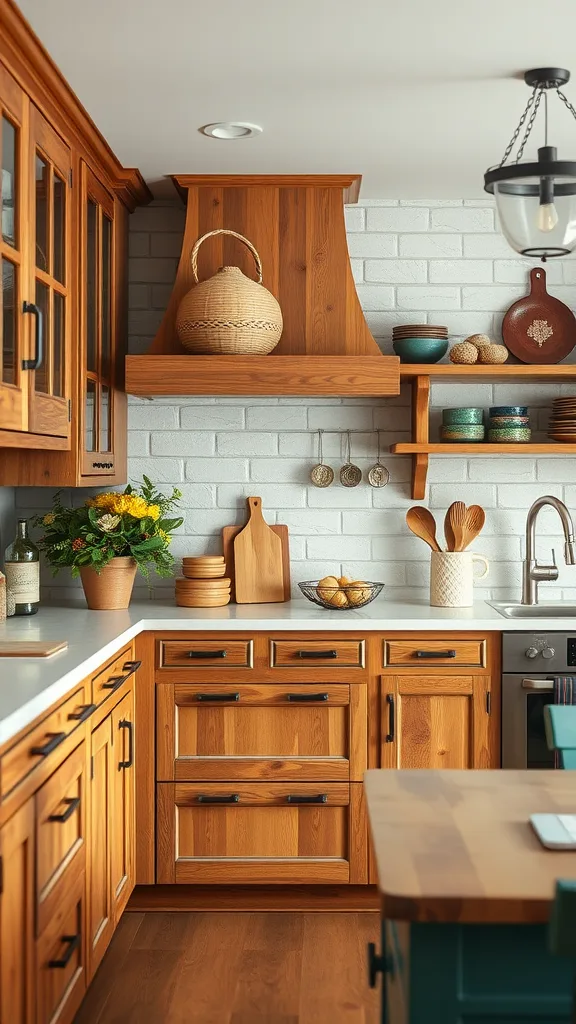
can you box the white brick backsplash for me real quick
[181,406,245,430]
[365,259,427,284]
[396,286,460,310]
[347,233,397,258]
[429,260,492,284]
[430,208,494,232]
[399,234,462,258]
[21,197,576,603]
[366,207,428,232]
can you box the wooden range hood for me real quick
[125,175,400,397]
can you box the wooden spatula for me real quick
[462,505,486,550]
[447,502,467,552]
[444,510,456,552]
[406,507,442,552]
[233,497,285,603]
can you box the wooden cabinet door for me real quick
[0,798,35,1024]
[0,62,27,433]
[79,163,126,481]
[380,674,493,769]
[110,688,135,921]
[87,713,113,978]
[26,104,71,438]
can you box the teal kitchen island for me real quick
[364,769,576,1023]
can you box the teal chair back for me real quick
[549,880,576,957]
[544,705,576,769]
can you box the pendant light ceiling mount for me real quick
[484,67,576,261]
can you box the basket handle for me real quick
[190,229,263,285]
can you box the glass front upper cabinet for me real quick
[0,63,25,432]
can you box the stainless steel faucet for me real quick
[522,495,576,604]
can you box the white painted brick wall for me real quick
[14,197,576,605]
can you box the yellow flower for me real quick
[43,513,55,525]
[146,504,160,521]
[159,529,171,545]
[86,492,117,510]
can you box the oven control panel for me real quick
[503,633,576,673]
[567,637,576,666]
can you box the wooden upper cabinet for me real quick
[0,63,26,433]
[380,674,495,770]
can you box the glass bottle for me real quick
[4,518,40,615]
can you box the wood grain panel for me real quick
[110,689,135,921]
[271,639,365,668]
[88,714,113,978]
[384,638,485,668]
[35,868,86,1024]
[91,643,134,708]
[0,798,34,1024]
[277,188,307,354]
[159,639,253,668]
[134,632,155,884]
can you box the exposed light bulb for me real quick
[538,202,559,232]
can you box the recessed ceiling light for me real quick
[200,122,263,140]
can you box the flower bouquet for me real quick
[34,477,183,609]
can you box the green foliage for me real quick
[33,481,183,581]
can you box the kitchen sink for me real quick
[490,602,576,618]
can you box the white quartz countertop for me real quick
[0,597,569,748]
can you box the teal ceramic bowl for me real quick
[442,407,484,426]
[488,427,532,443]
[392,338,448,363]
[440,425,485,442]
[489,406,528,417]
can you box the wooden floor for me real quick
[74,912,380,1024]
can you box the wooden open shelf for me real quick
[394,364,576,499]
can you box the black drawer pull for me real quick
[92,461,114,469]
[287,794,328,804]
[102,675,124,692]
[123,660,142,675]
[48,933,80,969]
[30,732,66,758]
[197,794,240,803]
[367,942,391,988]
[296,650,338,659]
[68,703,97,723]
[187,649,227,659]
[287,693,329,702]
[415,650,456,659]
[385,694,395,743]
[196,692,240,702]
[49,796,80,823]
[118,720,134,769]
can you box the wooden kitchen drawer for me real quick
[35,742,86,936]
[157,682,366,782]
[159,639,254,669]
[270,639,365,669]
[1,685,89,802]
[36,867,86,1024]
[384,639,486,669]
[157,781,367,884]
[91,643,138,709]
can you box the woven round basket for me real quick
[176,229,283,355]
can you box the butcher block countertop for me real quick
[364,769,576,924]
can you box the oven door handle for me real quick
[522,678,554,692]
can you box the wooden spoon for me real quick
[444,510,456,552]
[462,505,486,550]
[406,507,442,552]
[447,502,467,552]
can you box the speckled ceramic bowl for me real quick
[488,427,532,443]
[489,406,528,417]
[489,415,530,427]
[442,408,484,425]
[392,338,448,363]
[440,425,485,442]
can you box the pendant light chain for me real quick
[499,86,541,166]
[556,88,576,123]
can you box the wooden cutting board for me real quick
[223,523,290,602]
[502,267,576,364]
[0,640,68,658]
[228,498,285,604]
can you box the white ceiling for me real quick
[15,0,576,198]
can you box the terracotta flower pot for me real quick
[79,556,137,610]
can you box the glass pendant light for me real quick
[484,68,576,260]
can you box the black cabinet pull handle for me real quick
[68,703,97,723]
[197,794,240,804]
[123,660,142,675]
[49,796,80,823]
[21,301,43,370]
[287,794,328,804]
[415,650,456,659]
[296,650,338,659]
[31,732,66,758]
[195,692,240,702]
[118,720,134,769]
[102,660,142,693]
[367,942,391,988]
[48,934,80,969]
[92,461,113,469]
[187,649,227,659]
[287,693,329,702]
[385,694,395,743]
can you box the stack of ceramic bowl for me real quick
[392,325,448,364]
[548,398,576,442]
[175,556,231,607]
[440,407,485,442]
[487,406,531,443]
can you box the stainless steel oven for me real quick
[502,632,576,768]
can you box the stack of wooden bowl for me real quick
[175,556,231,607]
